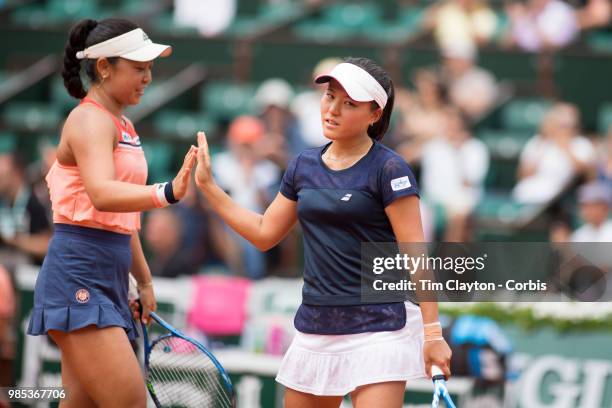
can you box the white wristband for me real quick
[155,182,169,207]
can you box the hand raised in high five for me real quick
[171,145,198,200]
[194,131,215,191]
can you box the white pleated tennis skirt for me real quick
[276,302,425,396]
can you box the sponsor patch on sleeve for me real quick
[390,176,411,191]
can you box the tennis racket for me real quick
[431,365,457,408]
[140,306,235,408]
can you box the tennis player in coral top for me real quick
[27,18,195,407]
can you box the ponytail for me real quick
[62,19,98,99]
[368,81,394,141]
[61,18,139,99]
[343,57,395,141]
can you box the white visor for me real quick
[315,62,388,109]
[75,28,172,62]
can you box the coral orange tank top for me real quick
[47,97,148,235]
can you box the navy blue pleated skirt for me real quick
[27,223,138,340]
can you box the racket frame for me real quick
[141,311,235,407]
[431,366,457,408]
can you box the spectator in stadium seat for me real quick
[513,103,596,204]
[290,57,342,149]
[213,116,282,279]
[595,125,612,189]
[174,0,236,36]
[571,181,612,242]
[549,216,573,242]
[0,150,51,266]
[420,108,489,241]
[576,0,611,30]
[439,44,499,121]
[254,79,302,275]
[254,78,296,165]
[27,137,58,220]
[144,207,199,278]
[424,0,498,51]
[394,69,449,165]
[173,179,242,273]
[505,0,579,52]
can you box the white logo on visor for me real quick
[340,193,352,202]
[390,176,411,191]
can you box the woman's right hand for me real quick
[130,285,156,325]
[195,131,215,190]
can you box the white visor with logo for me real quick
[315,62,388,109]
[76,28,172,62]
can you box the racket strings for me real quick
[147,336,232,408]
[148,340,228,407]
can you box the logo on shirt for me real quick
[119,131,142,148]
[75,288,90,303]
[340,193,352,202]
[390,176,411,191]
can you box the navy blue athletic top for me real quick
[280,140,420,334]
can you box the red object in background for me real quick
[0,265,15,319]
[228,116,265,145]
[187,275,251,336]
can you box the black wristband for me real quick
[164,181,179,204]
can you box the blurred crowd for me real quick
[1,0,611,395]
[2,59,610,274]
[173,0,611,47]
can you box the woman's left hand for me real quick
[423,339,452,379]
[171,146,198,201]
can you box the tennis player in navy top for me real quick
[195,57,451,408]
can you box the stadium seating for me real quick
[153,110,217,140]
[0,132,16,153]
[293,2,425,44]
[50,76,78,113]
[501,99,553,133]
[141,140,175,183]
[478,129,532,161]
[587,31,612,53]
[598,103,612,134]
[12,0,102,27]
[200,81,257,122]
[2,102,62,133]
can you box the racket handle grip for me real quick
[431,365,445,381]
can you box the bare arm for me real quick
[64,106,195,212]
[194,132,298,251]
[386,195,452,378]
[129,230,152,285]
[129,230,156,324]
[385,195,439,324]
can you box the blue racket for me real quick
[431,365,457,408]
[140,308,235,408]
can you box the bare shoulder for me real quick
[63,103,117,141]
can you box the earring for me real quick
[97,75,107,88]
